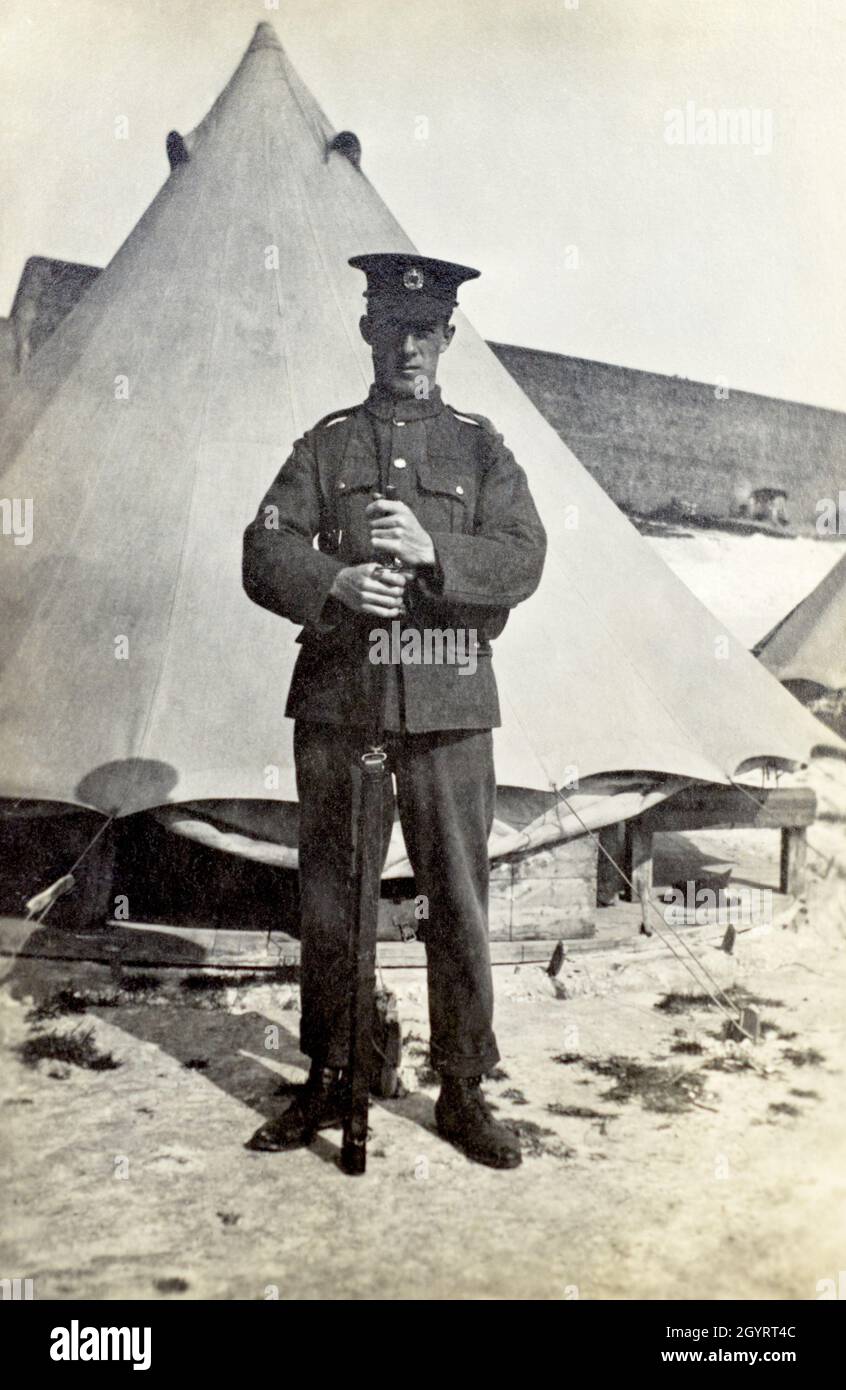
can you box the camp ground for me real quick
[1,17,846,1304]
[0,23,834,938]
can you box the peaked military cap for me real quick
[349,253,480,321]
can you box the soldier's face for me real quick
[360,312,454,398]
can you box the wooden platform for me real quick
[622,784,816,905]
[0,809,600,943]
[0,872,795,975]
[0,784,814,973]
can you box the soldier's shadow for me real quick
[7,943,438,1169]
[99,998,439,1165]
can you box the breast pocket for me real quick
[415,460,477,535]
[332,452,380,561]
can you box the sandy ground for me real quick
[1,751,844,1302]
[1,533,845,1301]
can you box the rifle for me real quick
[340,484,400,1176]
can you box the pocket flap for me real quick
[416,459,473,505]
[335,449,380,494]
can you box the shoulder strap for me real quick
[310,405,360,433]
[447,406,503,441]
[309,407,367,524]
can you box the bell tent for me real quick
[755,552,846,691]
[0,22,831,901]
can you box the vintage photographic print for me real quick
[1,0,844,1337]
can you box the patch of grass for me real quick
[500,1087,529,1106]
[217,1211,240,1227]
[119,974,163,994]
[702,1056,757,1074]
[656,987,784,1017]
[180,973,242,992]
[267,965,300,985]
[27,988,115,1021]
[670,1040,704,1055]
[486,1065,510,1081]
[583,1056,708,1113]
[180,968,299,992]
[184,1058,209,1071]
[505,1118,575,1160]
[154,1277,189,1294]
[552,1052,582,1065]
[726,987,784,1008]
[17,1025,121,1072]
[782,1047,825,1068]
[28,977,169,1020]
[789,1088,821,1100]
[655,993,716,1015]
[768,1102,801,1118]
[546,1102,616,1121]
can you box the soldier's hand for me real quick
[366,498,436,568]
[329,563,408,617]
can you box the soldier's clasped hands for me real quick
[329,562,408,618]
[366,497,437,568]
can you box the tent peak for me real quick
[248,22,283,53]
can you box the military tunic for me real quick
[243,384,546,1075]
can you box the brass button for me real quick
[337,481,346,491]
[455,484,464,495]
[393,457,407,469]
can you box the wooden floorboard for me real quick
[0,888,794,972]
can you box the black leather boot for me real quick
[435,1076,522,1169]
[245,1064,347,1152]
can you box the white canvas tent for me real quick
[0,23,831,880]
[756,552,846,691]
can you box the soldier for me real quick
[242,253,546,1168]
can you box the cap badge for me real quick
[403,267,425,291]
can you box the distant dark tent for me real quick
[0,316,15,393]
[0,22,832,876]
[756,552,846,689]
[9,255,102,368]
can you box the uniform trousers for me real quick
[294,719,500,1078]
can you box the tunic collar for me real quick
[364,383,445,423]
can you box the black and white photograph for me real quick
[1,0,845,1335]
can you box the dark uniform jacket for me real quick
[242,385,547,732]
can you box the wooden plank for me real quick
[489,834,597,939]
[597,822,628,905]
[779,827,808,896]
[0,889,796,973]
[0,915,617,970]
[490,877,594,940]
[637,785,816,835]
[626,823,654,907]
[490,834,596,881]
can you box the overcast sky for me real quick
[2,0,844,409]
